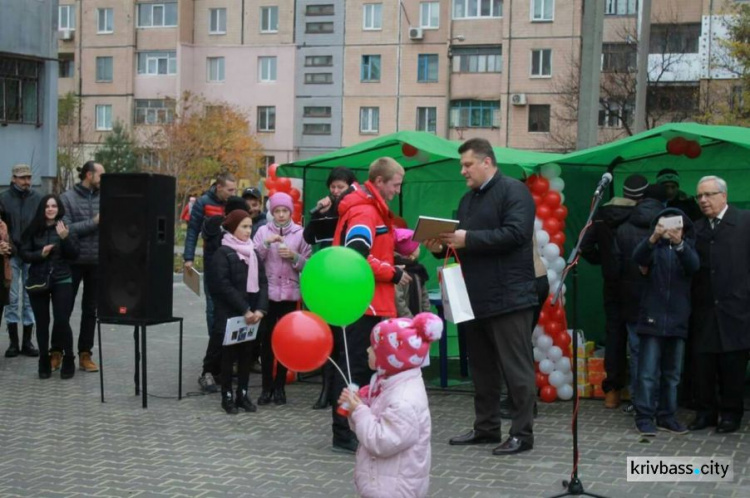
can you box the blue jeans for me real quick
[634,335,685,422]
[626,323,640,405]
[4,256,35,326]
[204,276,214,336]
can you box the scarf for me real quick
[221,233,260,293]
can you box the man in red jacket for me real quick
[330,157,411,453]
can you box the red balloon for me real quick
[286,370,297,384]
[293,201,303,213]
[264,177,277,190]
[275,177,291,192]
[531,176,550,195]
[667,137,688,155]
[526,174,539,188]
[272,311,333,372]
[532,193,543,206]
[550,231,566,248]
[550,305,565,322]
[266,188,278,198]
[292,212,302,224]
[543,217,562,235]
[537,310,549,327]
[268,163,279,178]
[535,372,549,389]
[289,188,302,202]
[544,191,562,209]
[402,143,418,157]
[554,331,572,350]
[553,205,568,221]
[546,321,563,336]
[685,140,702,159]
[536,204,552,220]
[540,385,557,403]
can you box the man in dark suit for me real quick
[689,175,750,434]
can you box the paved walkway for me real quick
[0,284,748,497]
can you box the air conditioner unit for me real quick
[409,27,424,41]
[511,93,527,106]
[60,29,74,41]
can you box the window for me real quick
[137,51,177,75]
[95,104,112,131]
[531,49,552,77]
[261,155,276,169]
[416,107,437,133]
[531,0,554,21]
[360,107,379,133]
[605,0,637,16]
[59,54,74,78]
[303,123,332,135]
[649,24,701,54]
[528,105,550,132]
[361,55,381,82]
[258,106,276,131]
[258,57,277,82]
[417,54,439,82]
[450,100,500,127]
[137,3,178,28]
[601,43,636,72]
[303,106,332,117]
[305,55,333,67]
[647,84,699,112]
[59,4,76,30]
[452,46,502,73]
[135,99,174,125]
[453,0,502,19]
[261,6,279,32]
[305,72,333,84]
[209,8,226,34]
[97,8,114,33]
[138,149,162,169]
[306,22,334,33]
[420,2,440,29]
[96,56,113,82]
[207,57,225,82]
[306,4,335,16]
[598,101,633,128]
[363,3,382,30]
[0,57,42,125]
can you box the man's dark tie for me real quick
[711,218,721,230]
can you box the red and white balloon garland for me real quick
[264,163,304,224]
[526,163,574,402]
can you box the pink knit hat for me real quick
[269,192,294,214]
[370,312,443,377]
[394,228,420,257]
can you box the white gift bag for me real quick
[439,263,475,324]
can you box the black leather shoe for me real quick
[332,438,358,454]
[688,415,718,431]
[257,390,273,406]
[716,419,740,434]
[274,388,287,405]
[21,341,39,357]
[492,436,533,455]
[4,344,19,358]
[235,390,257,412]
[449,430,502,446]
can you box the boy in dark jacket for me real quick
[631,208,699,436]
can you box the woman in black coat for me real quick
[20,194,79,379]
[209,209,268,414]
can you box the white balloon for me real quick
[549,370,566,388]
[555,357,571,373]
[536,334,553,351]
[536,230,550,248]
[541,163,562,180]
[542,243,560,260]
[539,359,555,374]
[550,177,565,192]
[540,256,549,268]
[562,283,567,295]
[533,347,545,362]
[547,345,563,362]
[557,383,574,400]
[560,192,566,203]
[552,256,566,274]
[532,326,545,341]
[534,217,543,232]
[564,371,574,385]
[546,269,558,286]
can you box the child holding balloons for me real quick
[338,312,443,498]
[253,192,312,405]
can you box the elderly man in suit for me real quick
[689,175,750,434]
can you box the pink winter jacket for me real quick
[349,368,432,498]
[252,222,311,302]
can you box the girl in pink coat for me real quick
[253,192,311,406]
[338,312,443,498]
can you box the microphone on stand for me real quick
[593,172,613,198]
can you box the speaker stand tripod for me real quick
[97,317,184,409]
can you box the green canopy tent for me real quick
[538,122,750,343]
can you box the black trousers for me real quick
[221,340,253,393]
[693,349,749,422]
[202,332,224,379]
[465,308,535,444]
[331,315,379,443]
[69,264,98,354]
[30,282,75,357]
[602,281,628,392]
[259,300,298,392]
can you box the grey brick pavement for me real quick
[0,284,748,497]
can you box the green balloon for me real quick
[301,247,375,326]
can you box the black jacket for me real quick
[614,198,665,322]
[208,245,269,336]
[444,172,537,319]
[61,183,100,265]
[184,186,225,262]
[691,205,750,353]
[580,197,635,281]
[0,185,42,247]
[19,225,80,283]
[632,208,699,339]
[667,190,702,222]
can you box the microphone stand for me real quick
[548,184,609,498]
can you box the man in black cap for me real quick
[581,173,648,409]
[656,168,701,221]
[242,187,267,238]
